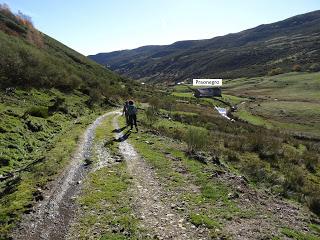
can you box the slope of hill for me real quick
[89,10,320,83]
[0,4,128,98]
[0,5,136,238]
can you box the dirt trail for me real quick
[12,110,317,240]
[12,111,117,240]
[113,113,205,240]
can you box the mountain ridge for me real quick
[89,10,320,83]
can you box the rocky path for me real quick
[112,113,205,240]
[12,111,116,240]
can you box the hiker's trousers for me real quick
[129,114,137,129]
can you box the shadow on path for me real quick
[112,126,127,133]
[114,130,131,142]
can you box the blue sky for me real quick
[2,0,320,55]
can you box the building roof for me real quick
[194,87,221,97]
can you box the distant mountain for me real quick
[89,10,320,83]
[0,5,125,97]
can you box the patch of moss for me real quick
[189,213,220,229]
[281,227,319,240]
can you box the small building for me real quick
[194,87,222,98]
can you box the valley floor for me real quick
[12,110,320,240]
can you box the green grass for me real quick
[189,213,220,229]
[309,224,320,234]
[0,88,108,238]
[221,94,248,105]
[94,112,119,155]
[249,100,320,136]
[155,117,200,131]
[281,227,319,240]
[225,72,320,102]
[235,109,273,128]
[75,163,143,239]
[0,88,94,174]
[224,72,320,136]
[171,92,194,98]
[128,132,186,188]
[70,113,148,239]
[161,109,199,118]
[172,84,193,92]
[0,113,98,237]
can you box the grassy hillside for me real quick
[170,72,320,137]
[140,87,320,214]
[0,4,131,100]
[0,89,106,237]
[224,72,320,138]
[0,5,138,238]
[89,10,320,83]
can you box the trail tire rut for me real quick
[113,113,204,240]
[12,111,117,240]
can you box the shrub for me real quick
[283,166,305,193]
[247,133,265,152]
[309,63,320,72]
[268,67,283,76]
[148,97,161,112]
[160,96,174,112]
[0,156,10,166]
[309,197,320,216]
[156,125,185,141]
[226,150,241,162]
[86,89,102,106]
[145,106,158,126]
[185,127,208,153]
[26,25,43,48]
[282,145,301,164]
[68,74,82,89]
[25,106,49,118]
[301,151,319,173]
[307,193,320,216]
[292,64,302,72]
[241,154,269,182]
[258,140,282,162]
[48,97,68,114]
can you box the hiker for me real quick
[122,101,129,126]
[127,100,138,132]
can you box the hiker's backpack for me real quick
[127,105,137,115]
